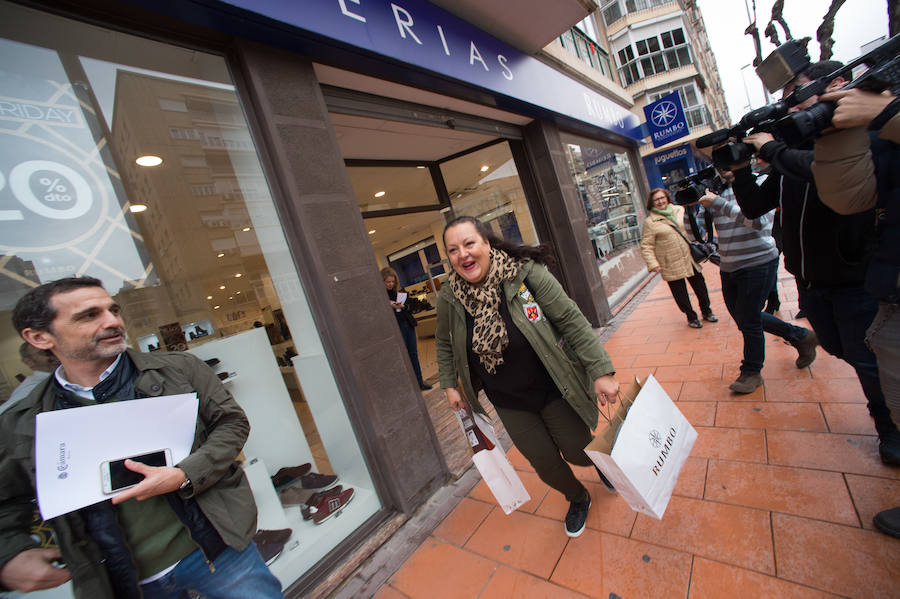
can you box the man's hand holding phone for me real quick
[111,460,189,504]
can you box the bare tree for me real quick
[817,0,848,60]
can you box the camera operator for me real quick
[729,60,900,467]
[810,87,900,538]
[692,169,817,394]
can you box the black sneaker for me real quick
[688,319,703,329]
[873,506,900,538]
[565,496,591,538]
[702,312,718,323]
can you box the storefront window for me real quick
[442,141,538,246]
[562,133,647,309]
[0,3,379,594]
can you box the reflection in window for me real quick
[562,133,646,309]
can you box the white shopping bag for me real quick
[585,374,697,519]
[456,410,530,514]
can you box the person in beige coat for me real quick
[640,188,717,328]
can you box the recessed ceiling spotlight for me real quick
[135,155,163,167]
[480,165,489,172]
[219,285,226,290]
[241,226,251,232]
[228,296,233,300]
[368,229,376,235]
[214,305,220,309]
[416,165,426,169]
[234,273,242,278]
[207,295,213,300]
[129,204,148,213]
[217,253,225,258]
[374,191,386,198]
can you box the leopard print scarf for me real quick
[449,248,522,374]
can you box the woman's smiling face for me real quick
[444,221,492,284]
[651,191,669,210]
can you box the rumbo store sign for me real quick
[220,0,642,141]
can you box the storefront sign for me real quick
[217,0,641,140]
[651,146,690,166]
[582,146,617,171]
[643,91,690,149]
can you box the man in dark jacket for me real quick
[730,61,900,467]
[0,277,284,598]
[811,87,900,538]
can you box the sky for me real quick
[695,0,890,122]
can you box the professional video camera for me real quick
[673,166,727,206]
[698,34,900,166]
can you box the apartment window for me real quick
[560,27,612,78]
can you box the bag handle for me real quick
[597,390,633,424]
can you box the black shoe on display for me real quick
[271,463,313,489]
[565,496,591,538]
[873,507,900,538]
[300,472,339,491]
[204,358,220,368]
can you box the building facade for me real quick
[0,0,653,596]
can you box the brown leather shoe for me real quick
[729,372,763,394]
[792,330,818,368]
[271,463,312,489]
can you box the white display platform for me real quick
[187,327,315,475]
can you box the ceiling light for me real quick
[234,273,242,278]
[368,229,376,235]
[214,305,220,309]
[228,296,233,300]
[129,204,148,213]
[374,191,385,198]
[217,253,225,258]
[236,291,241,294]
[135,155,163,167]
[416,165,426,169]
[241,226,251,232]
[219,285,226,290]
[480,165,489,172]
[206,295,213,300]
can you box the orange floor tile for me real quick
[378,268,900,598]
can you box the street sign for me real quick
[643,91,690,148]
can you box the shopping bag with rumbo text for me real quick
[585,373,696,519]
[456,408,530,514]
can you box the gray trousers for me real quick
[495,398,592,503]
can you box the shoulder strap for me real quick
[686,207,714,244]
[663,219,694,246]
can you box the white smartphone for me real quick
[100,448,172,495]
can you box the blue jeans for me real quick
[140,544,284,599]
[721,259,808,373]
[798,282,899,440]
[398,318,425,385]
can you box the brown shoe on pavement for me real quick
[792,330,818,368]
[729,372,763,394]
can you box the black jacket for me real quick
[869,131,900,302]
[731,140,875,287]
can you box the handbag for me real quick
[584,373,697,519]
[456,408,530,514]
[665,209,720,265]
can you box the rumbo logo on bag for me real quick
[650,426,678,476]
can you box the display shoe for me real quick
[593,465,615,493]
[688,319,703,328]
[702,312,718,323]
[204,358,220,367]
[271,463,312,489]
[729,372,764,394]
[301,486,343,520]
[278,486,317,507]
[873,506,900,538]
[792,330,818,368]
[252,528,292,546]
[256,538,287,565]
[309,487,355,524]
[564,495,591,538]
[300,471,339,491]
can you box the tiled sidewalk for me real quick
[375,265,900,599]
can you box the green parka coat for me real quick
[436,259,615,430]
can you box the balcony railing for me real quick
[559,27,613,79]
[602,0,676,27]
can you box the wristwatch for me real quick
[179,474,192,491]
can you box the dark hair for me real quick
[798,60,844,83]
[646,188,672,211]
[12,276,105,334]
[442,216,555,266]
